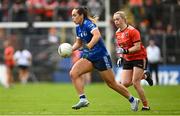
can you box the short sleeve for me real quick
[86,22,98,33]
[14,51,19,60]
[25,50,32,58]
[131,29,141,43]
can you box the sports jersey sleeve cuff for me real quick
[76,36,80,39]
[133,40,140,43]
[90,27,98,33]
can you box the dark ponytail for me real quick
[75,6,98,23]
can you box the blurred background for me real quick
[0,0,180,85]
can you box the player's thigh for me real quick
[70,58,93,76]
[121,60,133,84]
[121,69,133,84]
[132,59,147,82]
[99,69,116,83]
[132,67,144,82]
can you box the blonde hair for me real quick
[114,11,127,22]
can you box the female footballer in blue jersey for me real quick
[70,6,139,111]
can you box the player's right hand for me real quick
[81,44,90,58]
[82,48,89,58]
[117,57,124,67]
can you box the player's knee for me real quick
[106,80,116,89]
[121,82,131,87]
[132,80,140,89]
[107,82,113,89]
[69,70,78,79]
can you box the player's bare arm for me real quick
[72,38,82,51]
[128,41,141,53]
[87,29,101,49]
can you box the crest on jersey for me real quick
[83,31,87,36]
[80,33,83,37]
[80,31,87,37]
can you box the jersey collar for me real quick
[120,24,129,32]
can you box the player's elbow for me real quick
[133,42,141,52]
[136,45,141,51]
[94,33,101,40]
[92,30,101,39]
[134,45,141,52]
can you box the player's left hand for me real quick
[117,57,124,67]
[116,47,129,54]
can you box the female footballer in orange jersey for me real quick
[3,40,15,88]
[113,11,151,111]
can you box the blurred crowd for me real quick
[0,0,104,22]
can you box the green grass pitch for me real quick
[0,83,180,115]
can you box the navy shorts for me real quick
[87,55,112,71]
[18,65,29,70]
[123,59,148,70]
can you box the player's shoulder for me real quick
[14,50,21,57]
[127,25,137,31]
[6,46,14,52]
[128,25,139,31]
[75,19,93,29]
[84,18,92,25]
[128,25,140,34]
[115,28,121,33]
[84,19,96,27]
[75,24,80,29]
[115,25,136,33]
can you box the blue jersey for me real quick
[76,18,109,61]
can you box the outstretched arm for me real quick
[72,38,83,51]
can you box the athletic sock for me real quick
[79,94,86,99]
[128,96,134,103]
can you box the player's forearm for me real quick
[87,37,99,49]
[72,43,80,51]
[128,44,140,53]
[87,32,100,49]
[72,41,82,51]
